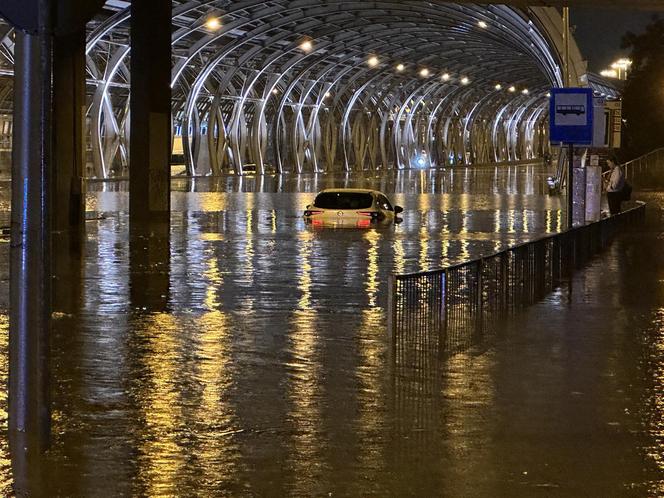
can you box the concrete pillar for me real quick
[129,226,171,311]
[10,29,52,459]
[2,1,103,483]
[129,0,172,224]
[52,28,85,313]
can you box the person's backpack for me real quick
[622,181,632,201]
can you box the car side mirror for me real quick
[394,206,403,214]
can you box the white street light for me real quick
[205,18,221,30]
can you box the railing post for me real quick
[440,270,447,354]
[475,259,484,338]
[387,274,397,353]
[388,203,643,367]
[500,252,508,315]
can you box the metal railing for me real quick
[601,147,664,185]
[387,202,646,362]
[623,147,664,181]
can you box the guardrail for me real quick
[601,147,664,184]
[623,147,664,181]
[387,202,646,361]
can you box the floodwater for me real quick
[0,164,660,496]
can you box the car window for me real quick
[313,192,373,210]
[377,194,393,211]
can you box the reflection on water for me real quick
[0,166,660,495]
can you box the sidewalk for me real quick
[461,192,664,495]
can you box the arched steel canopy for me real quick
[1,1,578,177]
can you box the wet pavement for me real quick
[0,164,661,496]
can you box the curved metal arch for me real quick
[78,1,572,177]
[0,2,579,179]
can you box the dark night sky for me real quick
[571,7,660,73]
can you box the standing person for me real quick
[606,153,625,215]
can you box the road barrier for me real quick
[387,202,646,361]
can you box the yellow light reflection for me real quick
[203,248,222,310]
[419,195,430,271]
[200,233,224,242]
[508,208,516,234]
[354,302,385,490]
[136,313,184,496]
[242,203,256,310]
[394,238,405,275]
[297,230,313,310]
[441,238,450,264]
[194,309,237,488]
[198,193,227,212]
[286,229,322,495]
[364,230,380,307]
[459,194,470,262]
[0,314,12,496]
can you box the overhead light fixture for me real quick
[612,58,632,70]
[495,83,502,90]
[396,63,405,72]
[272,88,279,95]
[441,73,450,81]
[508,86,516,92]
[478,21,488,29]
[600,69,618,78]
[522,88,529,95]
[546,92,551,98]
[367,55,379,67]
[420,68,430,77]
[325,91,332,98]
[460,76,470,85]
[299,39,313,52]
[205,17,221,30]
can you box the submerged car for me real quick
[303,188,403,227]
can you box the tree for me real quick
[621,17,664,159]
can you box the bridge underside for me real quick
[0,1,571,177]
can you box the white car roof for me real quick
[317,188,382,195]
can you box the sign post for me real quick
[549,88,594,229]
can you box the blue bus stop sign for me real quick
[549,88,594,145]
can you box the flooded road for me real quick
[0,164,660,496]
